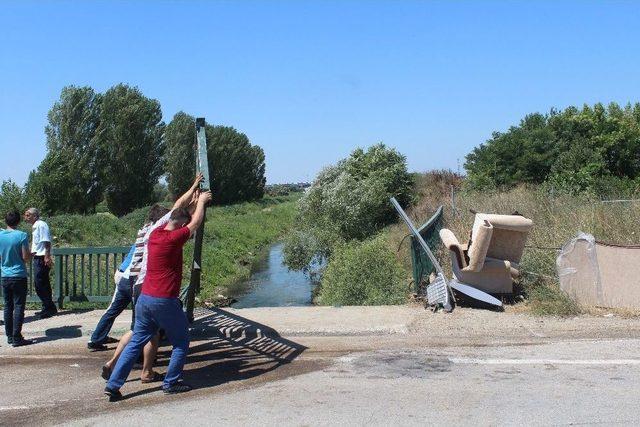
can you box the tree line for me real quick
[464,102,640,195]
[1,84,266,216]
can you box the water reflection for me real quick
[231,243,317,308]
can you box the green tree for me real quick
[164,116,266,204]
[26,86,103,214]
[465,102,640,195]
[0,180,25,215]
[24,153,79,215]
[164,112,196,199]
[206,124,266,204]
[95,84,165,216]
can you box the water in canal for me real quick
[231,243,317,308]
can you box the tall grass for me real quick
[29,195,299,306]
[387,171,640,316]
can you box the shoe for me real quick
[12,338,34,347]
[101,365,112,381]
[104,387,122,402]
[87,342,108,351]
[105,336,119,344]
[7,337,13,345]
[34,310,44,316]
[163,382,192,394]
[37,309,58,319]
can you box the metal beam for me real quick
[186,117,210,322]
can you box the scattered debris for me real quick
[558,233,640,309]
[439,213,533,294]
[390,197,502,311]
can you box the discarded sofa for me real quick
[557,233,640,309]
[439,213,534,294]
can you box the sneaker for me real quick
[105,336,119,344]
[37,311,57,320]
[163,382,192,395]
[104,387,122,402]
[12,338,34,347]
[87,342,108,351]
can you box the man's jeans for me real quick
[90,274,133,344]
[107,294,189,390]
[2,277,28,341]
[33,257,56,311]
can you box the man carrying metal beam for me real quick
[104,189,212,400]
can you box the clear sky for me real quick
[2,1,640,185]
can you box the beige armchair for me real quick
[439,213,533,294]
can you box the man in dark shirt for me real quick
[104,190,211,400]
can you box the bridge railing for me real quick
[1,246,130,309]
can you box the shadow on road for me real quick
[31,325,84,344]
[121,307,307,400]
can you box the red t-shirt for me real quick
[141,226,191,298]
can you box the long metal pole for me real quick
[186,117,211,322]
[390,197,452,311]
[390,197,446,274]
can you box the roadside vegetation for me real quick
[387,170,640,316]
[289,102,640,314]
[8,195,299,307]
[283,143,414,305]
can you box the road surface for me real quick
[1,306,639,426]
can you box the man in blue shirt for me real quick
[87,243,136,351]
[0,211,33,347]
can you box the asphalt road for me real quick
[1,307,640,426]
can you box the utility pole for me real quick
[186,117,211,322]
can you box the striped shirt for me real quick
[131,210,174,291]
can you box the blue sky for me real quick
[2,1,640,185]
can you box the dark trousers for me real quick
[2,277,28,341]
[90,275,133,344]
[33,257,56,311]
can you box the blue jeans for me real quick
[2,277,28,341]
[107,294,190,390]
[89,274,133,344]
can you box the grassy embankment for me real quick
[386,172,640,316]
[44,194,299,306]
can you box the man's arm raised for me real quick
[173,173,204,210]
[187,191,212,235]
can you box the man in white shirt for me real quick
[24,208,57,319]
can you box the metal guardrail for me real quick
[1,246,130,309]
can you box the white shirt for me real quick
[31,219,52,256]
[134,209,174,288]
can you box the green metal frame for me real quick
[1,246,130,309]
[410,205,444,292]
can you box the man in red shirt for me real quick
[105,190,212,400]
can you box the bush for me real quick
[319,237,408,306]
[284,143,414,270]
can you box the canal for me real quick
[231,243,317,308]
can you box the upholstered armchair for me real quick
[439,213,533,294]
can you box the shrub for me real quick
[319,237,408,306]
[284,143,414,270]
